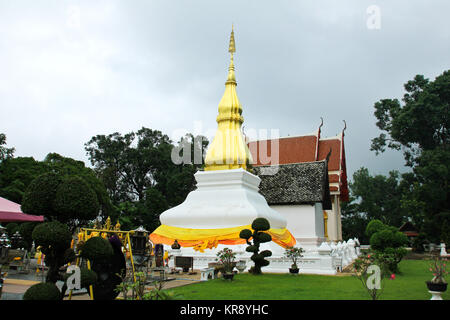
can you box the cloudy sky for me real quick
[1,1,449,180]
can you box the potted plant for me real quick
[216,248,237,280]
[426,256,448,293]
[284,246,304,274]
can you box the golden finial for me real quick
[229,25,236,54]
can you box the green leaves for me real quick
[21,171,101,229]
[54,176,100,223]
[372,71,450,157]
[21,172,62,217]
[251,217,270,231]
[23,282,61,300]
[239,229,252,240]
[240,218,272,275]
[255,231,272,244]
[370,71,450,239]
[0,133,15,163]
[80,236,114,263]
[84,128,209,232]
[32,221,72,254]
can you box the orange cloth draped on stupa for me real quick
[150,224,296,253]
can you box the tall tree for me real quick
[0,157,48,203]
[85,128,173,203]
[0,133,15,163]
[371,71,449,164]
[341,167,410,243]
[85,128,209,231]
[371,70,450,241]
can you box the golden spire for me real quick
[204,26,253,171]
[229,25,236,54]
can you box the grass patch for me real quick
[168,260,449,300]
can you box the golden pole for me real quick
[86,259,94,300]
[126,232,137,284]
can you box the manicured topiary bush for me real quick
[80,235,125,300]
[370,228,408,251]
[32,221,74,284]
[63,267,98,289]
[54,176,99,223]
[18,222,39,251]
[32,221,72,252]
[80,236,114,263]
[23,282,61,300]
[79,267,98,289]
[21,172,62,217]
[239,217,272,275]
[365,219,386,238]
[364,220,409,274]
[21,172,100,230]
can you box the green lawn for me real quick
[168,259,449,300]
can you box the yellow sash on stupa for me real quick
[150,224,296,252]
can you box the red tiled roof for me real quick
[329,174,340,183]
[248,134,318,166]
[248,128,349,202]
[318,139,341,171]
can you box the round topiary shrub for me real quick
[365,219,386,238]
[32,221,73,283]
[240,218,272,275]
[80,267,98,289]
[239,229,252,240]
[370,228,408,251]
[63,267,98,289]
[21,172,62,217]
[252,218,270,231]
[80,236,114,262]
[23,282,61,300]
[32,221,72,252]
[54,176,100,223]
[18,222,39,250]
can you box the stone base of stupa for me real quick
[165,242,338,275]
[159,168,287,230]
[152,168,340,275]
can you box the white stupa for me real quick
[150,28,340,274]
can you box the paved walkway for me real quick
[1,269,202,300]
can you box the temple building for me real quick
[248,123,349,242]
[149,27,355,274]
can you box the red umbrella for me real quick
[0,197,44,223]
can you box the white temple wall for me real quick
[325,194,343,242]
[270,203,326,249]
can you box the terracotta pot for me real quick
[426,281,447,292]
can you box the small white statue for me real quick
[440,243,448,257]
